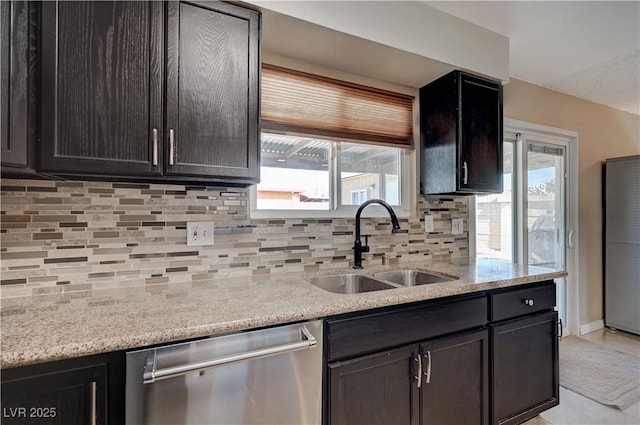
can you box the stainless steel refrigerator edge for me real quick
[604,155,640,335]
[126,320,323,424]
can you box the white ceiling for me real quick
[259,1,639,115]
[426,1,640,115]
[261,8,453,89]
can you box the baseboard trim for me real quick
[579,320,604,335]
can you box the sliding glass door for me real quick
[525,140,567,324]
[476,131,570,328]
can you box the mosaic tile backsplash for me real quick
[0,179,468,298]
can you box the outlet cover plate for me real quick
[451,218,463,235]
[187,221,214,246]
[424,214,434,233]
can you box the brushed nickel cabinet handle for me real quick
[169,129,175,166]
[152,128,158,166]
[558,318,563,339]
[463,162,469,185]
[424,351,432,384]
[414,354,423,388]
[90,381,97,425]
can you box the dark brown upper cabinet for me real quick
[1,0,32,171]
[164,1,260,182]
[38,1,260,185]
[39,1,164,177]
[420,70,503,195]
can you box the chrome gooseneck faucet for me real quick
[353,199,401,269]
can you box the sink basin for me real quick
[306,274,396,294]
[374,270,455,286]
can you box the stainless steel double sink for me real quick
[306,269,456,294]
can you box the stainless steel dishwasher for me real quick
[125,320,322,425]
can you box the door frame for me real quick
[470,119,578,336]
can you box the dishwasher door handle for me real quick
[143,324,317,384]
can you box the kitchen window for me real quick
[251,65,414,217]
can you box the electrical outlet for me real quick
[424,214,434,233]
[451,218,463,235]
[187,221,214,246]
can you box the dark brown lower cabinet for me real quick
[420,329,489,425]
[1,353,124,425]
[491,311,560,425]
[326,329,489,425]
[328,346,417,425]
[326,282,559,425]
[325,294,489,425]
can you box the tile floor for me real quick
[525,328,640,425]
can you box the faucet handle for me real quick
[362,235,370,253]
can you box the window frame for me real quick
[250,131,414,219]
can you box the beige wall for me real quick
[504,78,640,328]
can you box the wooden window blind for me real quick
[261,64,414,147]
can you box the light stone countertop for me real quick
[0,257,567,369]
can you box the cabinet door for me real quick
[1,364,107,425]
[491,311,559,425]
[419,329,489,425]
[165,0,259,182]
[1,0,29,168]
[39,1,163,176]
[328,346,418,425]
[459,73,502,193]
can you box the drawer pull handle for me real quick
[523,299,535,307]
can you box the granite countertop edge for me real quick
[0,258,567,369]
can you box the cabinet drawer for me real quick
[490,281,555,322]
[326,295,487,361]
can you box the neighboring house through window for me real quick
[350,190,368,205]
